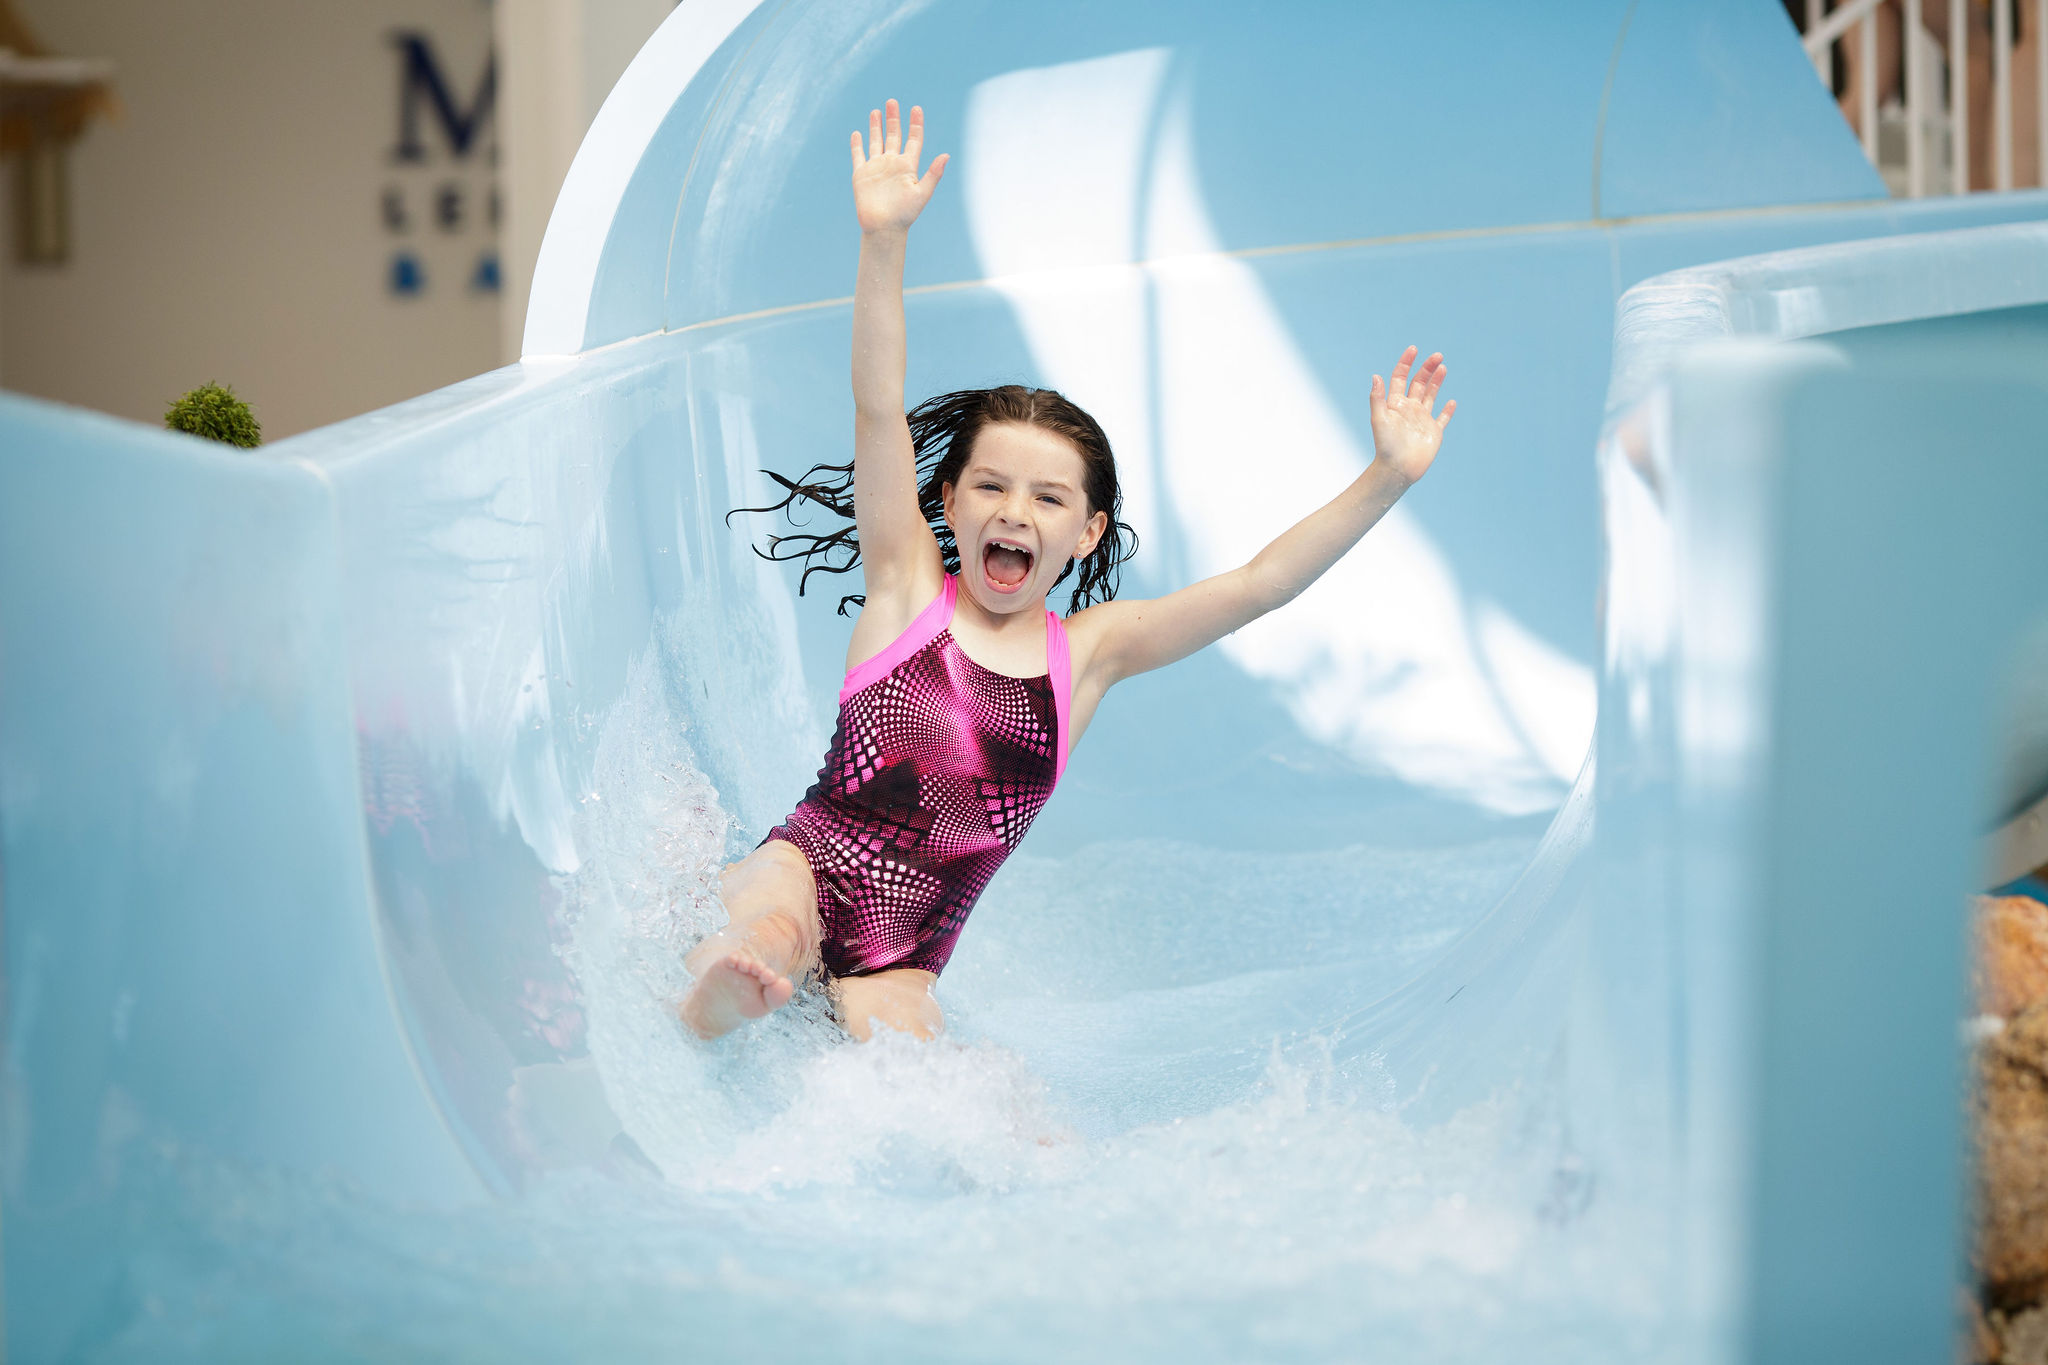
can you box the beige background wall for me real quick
[0,0,669,440]
[499,0,674,364]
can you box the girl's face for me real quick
[942,422,1108,616]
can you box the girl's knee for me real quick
[749,907,816,969]
[896,987,945,1039]
[720,840,809,896]
[708,843,819,951]
[840,976,944,1042]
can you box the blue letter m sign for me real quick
[391,32,496,162]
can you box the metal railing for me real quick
[1802,0,2047,194]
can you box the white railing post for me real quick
[1996,0,2015,189]
[1800,0,2037,196]
[1953,0,1972,194]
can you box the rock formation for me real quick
[1976,894,2048,1022]
[1977,1000,2048,1305]
[1971,893,2048,1362]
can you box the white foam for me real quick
[87,615,1643,1361]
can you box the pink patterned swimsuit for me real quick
[767,575,1071,978]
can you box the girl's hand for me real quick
[851,99,948,235]
[1368,346,1456,485]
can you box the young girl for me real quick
[680,100,1454,1042]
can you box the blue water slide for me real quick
[5,1,2047,1359]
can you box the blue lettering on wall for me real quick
[390,32,495,162]
[390,252,425,296]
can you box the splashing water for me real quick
[83,622,1664,1363]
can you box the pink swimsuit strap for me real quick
[767,576,1072,978]
[837,574,1072,779]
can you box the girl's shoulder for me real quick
[845,560,951,672]
[1057,596,1137,681]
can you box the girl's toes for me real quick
[765,976,795,1011]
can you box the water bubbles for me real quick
[98,613,1643,1361]
[497,636,1640,1360]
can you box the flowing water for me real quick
[79,624,1657,1363]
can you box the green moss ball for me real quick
[164,382,262,449]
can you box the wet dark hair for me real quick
[728,386,1138,616]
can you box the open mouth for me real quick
[982,539,1034,593]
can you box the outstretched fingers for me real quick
[920,151,950,193]
[1391,349,1444,404]
[1413,353,1443,401]
[1437,398,1458,431]
[1421,362,1447,412]
[1389,345,1418,397]
[857,101,936,169]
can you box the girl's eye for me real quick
[1038,495,1062,506]
[978,483,1001,492]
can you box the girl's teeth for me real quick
[984,542,1032,588]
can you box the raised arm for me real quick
[1073,346,1456,689]
[848,100,950,612]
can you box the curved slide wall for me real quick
[1598,232,2048,1362]
[5,1,2048,1359]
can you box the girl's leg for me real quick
[834,968,944,1041]
[678,840,822,1039]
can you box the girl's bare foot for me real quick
[680,952,796,1039]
